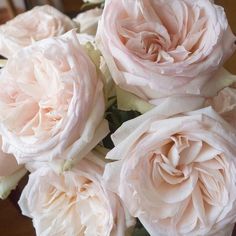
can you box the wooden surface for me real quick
[0,198,35,236]
[0,1,236,236]
[215,0,236,74]
[0,176,35,236]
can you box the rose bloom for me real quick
[206,83,236,129]
[73,8,103,36]
[0,31,108,164]
[0,5,74,58]
[104,96,236,236]
[19,152,133,236]
[203,69,236,129]
[96,0,236,104]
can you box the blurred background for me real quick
[0,0,235,235]
[0,0,83,22]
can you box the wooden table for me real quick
[216,0,236,74]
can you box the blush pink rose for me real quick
[104,96,236,236]
[19,152,134,236]
[0,5,75,58]
[206,86,236,129]
[96,0,236,104]
[0,31,109,164]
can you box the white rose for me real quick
[19,152,134,236]
[0,5,75,58]
[0,31,109,164]
[104,96,236,236]
[96,0,236,104]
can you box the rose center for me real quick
[119,1,208,63]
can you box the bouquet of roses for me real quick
[0,0,236,235]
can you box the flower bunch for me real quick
[0,1,236,236]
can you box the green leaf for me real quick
[132,228,150,236]
[132,220,150,236]
[103,102,141,149]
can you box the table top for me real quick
[216,0,236,74]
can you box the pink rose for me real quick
[19,153,134,236]
[206,85,236,129]
[96,0,236,104]
[73,8,103,36]
[0,5,74,58]
[0,31,109,164]
[104,96,236,236]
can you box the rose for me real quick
[73,8,103,36]
[96,0,236,104]
[0,5,75,58]
[0,137,27,199]
[206,86,236,128]
[203,69,236,129]
[103,96,236,236]
[19,152,134,236]
[0,70,27,200]
[0,31,109,164]
[205,73,236,129]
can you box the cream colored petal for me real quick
[0,167,27,199]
